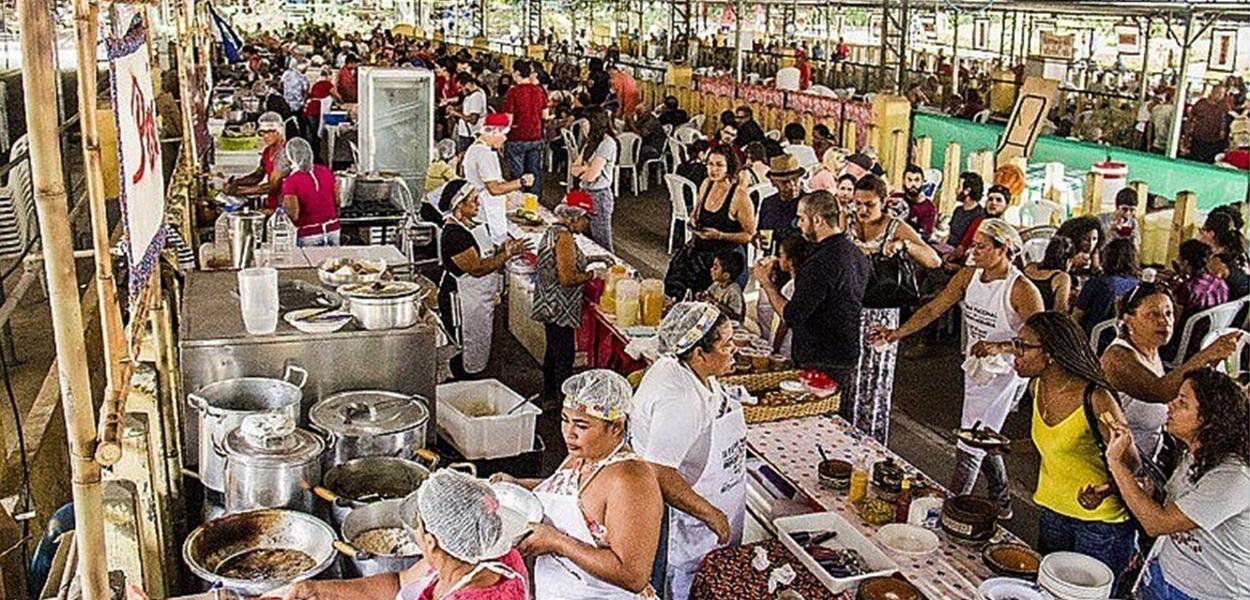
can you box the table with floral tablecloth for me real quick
[748,415,1026,600]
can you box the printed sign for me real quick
[1038,31,1076,61]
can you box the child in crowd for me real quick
[704,251,746,322]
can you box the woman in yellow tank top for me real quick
[1012,311,1137,596]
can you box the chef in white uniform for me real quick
[461,112,534,244]
[438,182,531,377]
[872,219,1042,519]
[492,369,664,599]
[630,302,746,600]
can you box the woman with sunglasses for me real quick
[1013,311,1136,594]
[871,219,1043,519]
[1102,282,1242,463]
[1107,369,1250,599]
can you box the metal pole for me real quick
[1138,16,1153,102]
[1167,14,1193,159]
[17,0,108,597]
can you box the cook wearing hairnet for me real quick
[223,111,291,211]
[629,302,748,600]
[273,469,530,600]
[871,217,1043,521]
[278,137,341,246]
[491,369,664,599]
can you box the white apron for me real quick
[666,377,748,600]
[449,217,500,374]
[396,559,521,600]
[532,443,649,600]
[958,267,1026,457]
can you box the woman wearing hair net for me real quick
[871,219,1043,520]
[491,369,663,598]
[279,137,341,246]
[224,111,290,212]
[629,302,746,600]
[273,470,529,600]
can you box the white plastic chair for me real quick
[1020,226,1056,264]
[667,137,689,174]
[1168,299,1249,369]
[640,144,666,193]
[747,182,776,215]
[1201,327,1250,377]
[674,126,703,145]
[972,109,992,124]
[765,129,782,141]
[1089,318,1119,356]
[664,174,697,254]
[688,113,706,132]
[615,132,642,196]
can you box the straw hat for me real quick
[767,154,804,179]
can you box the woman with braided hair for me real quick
[1012,311,1137,595]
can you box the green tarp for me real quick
[912,112,1250,211]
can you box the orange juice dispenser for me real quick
[640,279,665,326]
[601,265,629,314]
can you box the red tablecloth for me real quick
[579,305,648,375]
[690,540,849,600]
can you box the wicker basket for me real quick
[743,393,841,424]
[719,369,804,394]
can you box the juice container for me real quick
[894,476,912,523]
[523,193,539,212]
[640,278,665,326]
[848,452,870,503]
[616,279,640,327]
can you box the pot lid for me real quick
[224,413,324,466]
[338,280,421,299]
[310,390,429,436]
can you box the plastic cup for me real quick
[523,193,539,212]
[237,267,279,335]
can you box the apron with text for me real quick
[449,217,499,374]
[958,267,1026,457]
[666,377,748,600]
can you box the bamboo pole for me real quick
[1169,191,1197,265]
[1130,180,1150,221]
[1082,172,1105,217]
[175,0,199,171]
[913,136,932,170]
[940,141,961,216]
[17,0,108,595]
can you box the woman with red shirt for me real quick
[280,138,341,246]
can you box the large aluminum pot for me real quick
[310,390,430,466]
[335,171,357,207]
[337,281,425,330]
[334,499,422,577]
[188,365,308,493]
[223,414,325,515]
[312,455,434,527]
[183,508,336,596]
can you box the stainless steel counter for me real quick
[178,268,439,470]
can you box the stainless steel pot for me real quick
[334,499,422,577]
[184,508,337,596]
[313,455,435,527]
[310,390,430,466]
[337,281,425,330]
[188,365,308,493]
[335,170,358,207]
[223,413,325,515]
[227,209,267,268]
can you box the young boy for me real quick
[704,251,746,322]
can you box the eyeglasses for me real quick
[1011,338,1043,352]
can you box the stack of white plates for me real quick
[977,577,1052,600]
[1037,552,1113,600]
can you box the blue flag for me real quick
[209,2,243,64]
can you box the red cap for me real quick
[483,113,512,129]
[564,189,594,215]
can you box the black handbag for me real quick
[862,221,920,309]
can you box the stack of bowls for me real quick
[1037,552,1113,600]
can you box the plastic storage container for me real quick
[616,279,640,327]
[775,511,899,593]
[436,379,540,459]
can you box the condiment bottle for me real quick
[895,476,913,523]
[848,452,870,503]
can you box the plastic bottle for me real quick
[895,476,913,523]
[269,208,296,255]
[214,202,238,246]
[848,451,870,504]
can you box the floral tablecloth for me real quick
[749,415,1025,600]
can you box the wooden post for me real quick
[17,0,108,595]
[940,141,961,215]
[1082,172,1105,217]
[843,122,857,151]
[1130,180,1149,221]
[889,130,907,189]
[1169,191,1198,265]
[970,150,994,191]
[913,136,932,170]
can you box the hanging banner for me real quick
[108,15,166,300]
[1038,31,1076,61]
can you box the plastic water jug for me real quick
[616,279,640,327]
[640,278,664,326]
[269,208,297,255]
[214,202,238,246]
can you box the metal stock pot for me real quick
[313,455,434,527]
[309,390,430,466]
[223,413,325,515]
[334,499,422,577]
[337,281,425,330]
[188,365,308,493]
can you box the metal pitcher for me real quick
[227,209,267,268]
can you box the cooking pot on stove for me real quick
[223,413,325,515]
[337,281,426,330]
[183,508,336,596]
[940,494,998,543]
[335,499,422,577]
[313,455,435,527]
[309,390,430,466]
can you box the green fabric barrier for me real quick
[912,112,1250,211]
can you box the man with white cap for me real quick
[492,369,664,599]
[871,218,1042,520]
[462,112,534,244]
[224,111,290,212]
[272,469,530,599]
[630,302,746,600]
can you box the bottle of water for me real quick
[269,208,296,255]
[214,202,237,246]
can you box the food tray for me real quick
[744,392,840,424]
[720,369,805,394]
[436,379,540,460]
[774,511,899,593]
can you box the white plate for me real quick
[876,523,940,556]
[779,380,806,393]
[283,308,352,333]
[978,577,1052,600]
[491,481,545,523]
